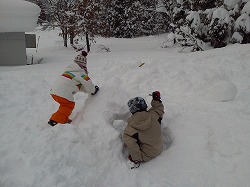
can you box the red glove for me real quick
[152,91,161,101]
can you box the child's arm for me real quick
[148,100,164,118]
[75,74,96,94]
[148,91,164,122]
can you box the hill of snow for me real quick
[0,29,250,187]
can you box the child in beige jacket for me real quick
[124,91,164,166]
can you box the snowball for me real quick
[203,81,237,102]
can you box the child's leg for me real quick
[50,95,75,124]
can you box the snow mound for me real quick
[203,80,237,102]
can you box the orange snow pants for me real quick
[50,95,75,124]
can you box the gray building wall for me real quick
[0,32,26,66]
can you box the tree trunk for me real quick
[86,32,90,52]
[63,27,68,47]
[70,32,74,45]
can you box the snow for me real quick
[156,0,167,13]
[231,31,244,43]
[211,7,231,25]
[235,13,250,32]
[0,0,40,32]
[224,0,241,10]
[242,1,250,14]
[1,28,250,187]
[186,11,201,29]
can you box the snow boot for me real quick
[48,120,58,126]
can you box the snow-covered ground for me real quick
[1,29,250,187]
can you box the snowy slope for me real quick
[0,29,250,187]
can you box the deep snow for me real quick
[0,29,250,187]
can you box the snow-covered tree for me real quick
[166,0,250,50]
[104,0,169,38]
[190,0,217,11]
[103,0,143,38]
[208,7,234,48]
[233,1,250,43]
[30,0,250,49]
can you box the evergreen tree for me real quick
[190,0,216,11]
[234,1,250,44]
[110,0,142,38]
[98,0,170,38]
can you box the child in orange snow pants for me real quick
[50,95,75,124]
[48,51,99,127]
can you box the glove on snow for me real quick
[128,155,141,169]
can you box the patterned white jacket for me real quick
[50,63,96,102]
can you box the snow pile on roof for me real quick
[0,0,40,32]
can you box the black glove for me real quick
[128,155,141,169]
[91,85,99,95]
[152,91,161,101]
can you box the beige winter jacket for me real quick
[123,100,164,162]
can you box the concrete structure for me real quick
[0,32,26,66]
